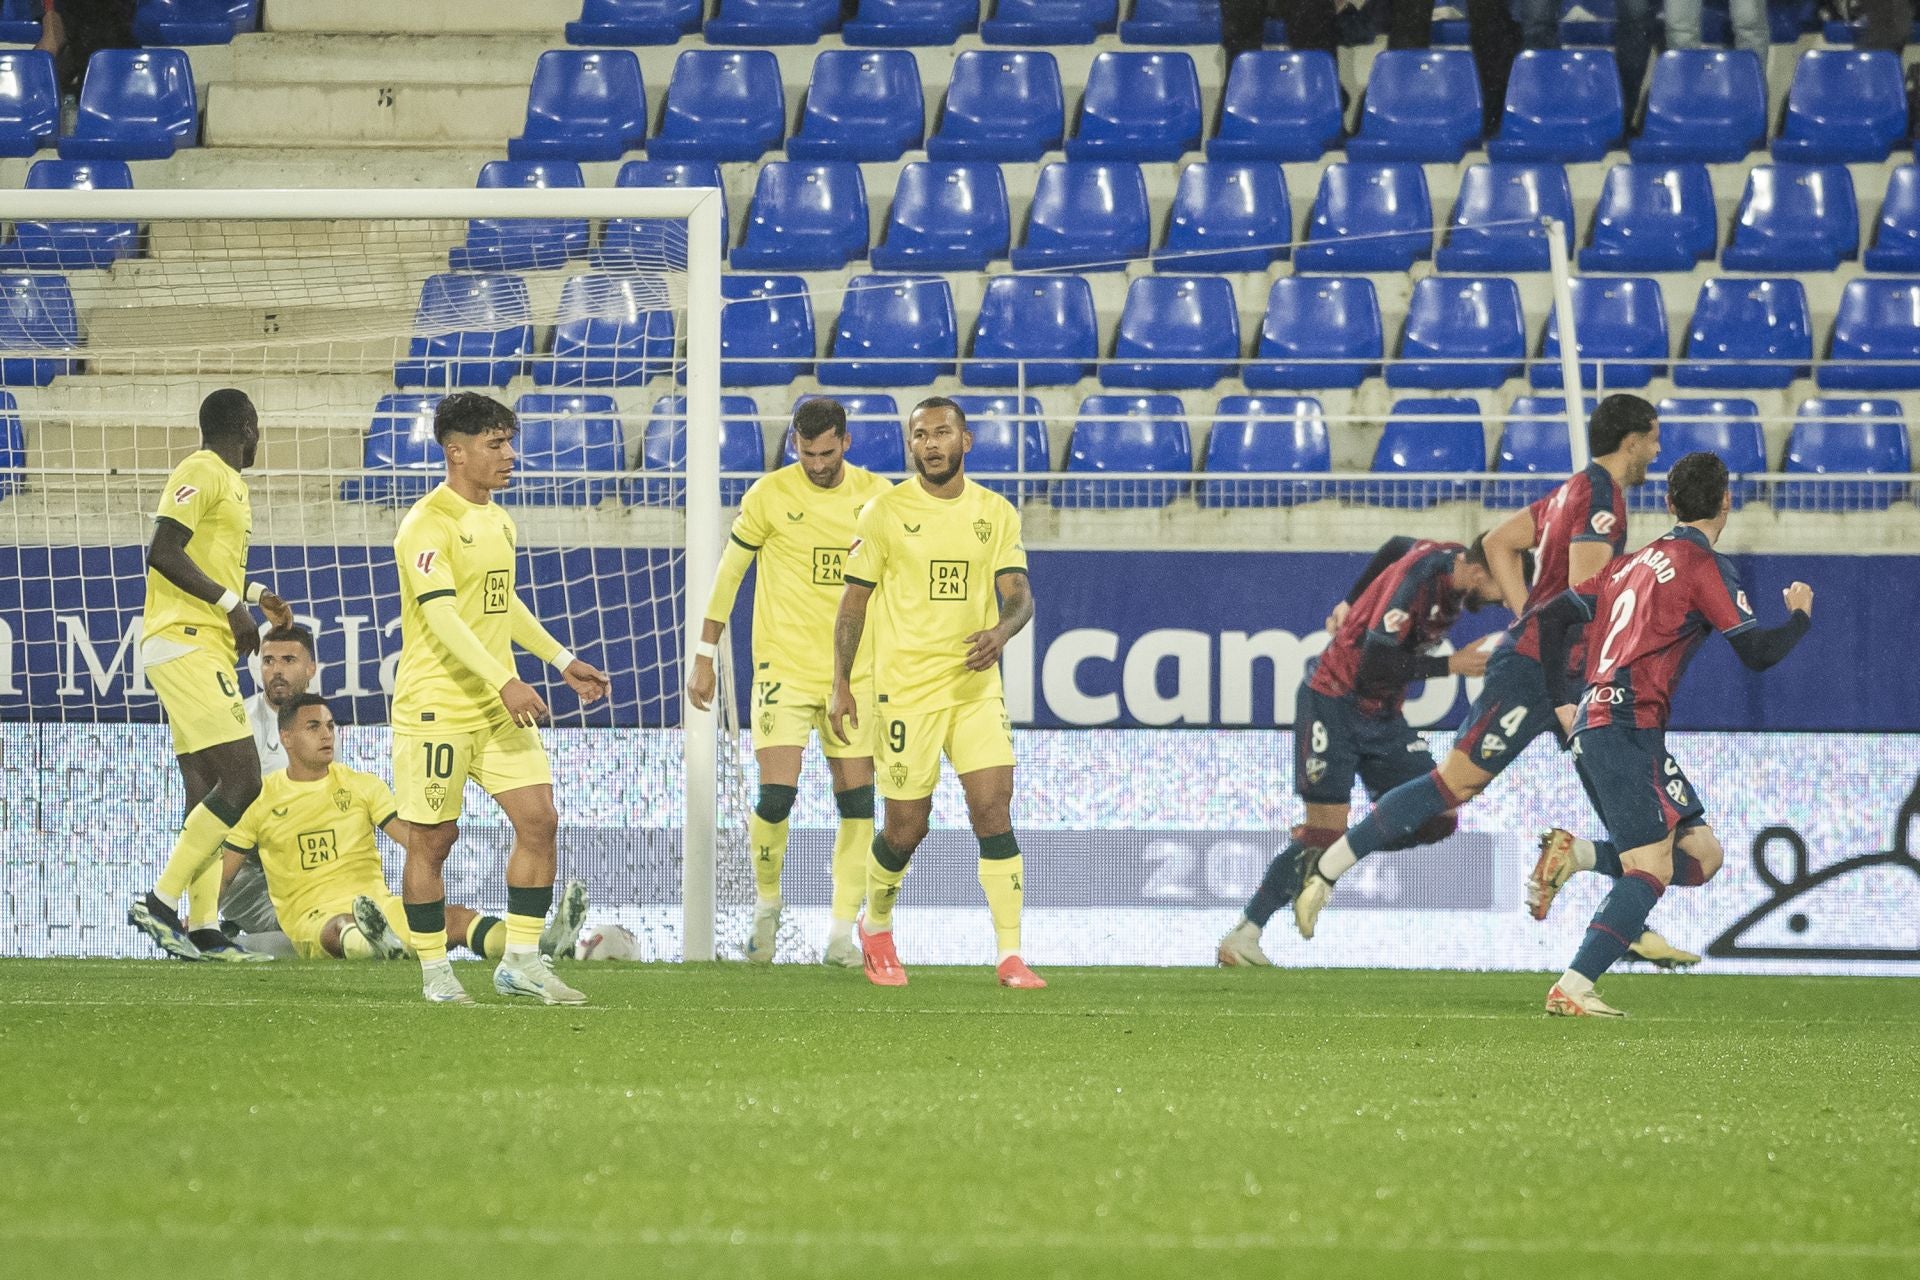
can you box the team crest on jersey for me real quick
[889,763,909,788]
[230,705,246,724]
[333,788,351,813]
[1667,779,1689,805]
[425,782,446,813]
[1382,608,1411,636]
[973,518,992,544]
[415,549,438,576]
[1480,733,1506,760]
[1304,756,1328,785]
[1591,511,1617,536]
[759,712,774,736]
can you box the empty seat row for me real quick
[562,0,1204,48]
[0,47,200,160]
[0,161,139,270]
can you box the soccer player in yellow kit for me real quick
[688,399,891,967]
[128,389,295,962]
[389,393,611,1005]
[829,396,1043,989]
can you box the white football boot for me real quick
[494,952,589,1005]
[1216,920,1272,967]
[744,896,782,965]
[1544,982,1626,1018]
[421,964,475,1005]
[539,879,590,959]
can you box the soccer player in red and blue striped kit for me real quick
[1534,451,1812,1016]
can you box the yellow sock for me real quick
[978,849,1024,959]
[866,834,908,931]
[404,899,448,966]
[505,913,544,953]
[340,924,375,959]
[154,803,235,915]
[185,847,226,930]
[469,915,507,960]
[748,812,789,903]
[830,817,872,923]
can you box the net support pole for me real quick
[1545,217,1590,472]
[681,191,723,963]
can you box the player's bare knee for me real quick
[965,794,1011,839]
[885,813,930,854]
[1619,843,1676,887]
[1681,828,1725,882]
[410,821,458,866]
[320,915,349,957]
[518,801,559,849]
[1438,754,1492,804]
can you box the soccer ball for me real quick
[576,923,640,961]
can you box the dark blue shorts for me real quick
[1572,724,1707,853]
[1294,682,1435,806]
[1452,646,1560,777]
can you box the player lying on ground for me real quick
[390,392,611,1006]
[128,389,296,963]
[830,397,1043,990]
[1217,535,1503,965]
[1536,451,1812,1017]
[223,695,587,962]
[689,398,892,966]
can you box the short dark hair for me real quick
[1466,532,1491,569]
[793,398,846,442]
[434,392,517,444]
[1588,394,1659,458]
[911,395,967,430]
[1667,450,1729,522]
[276,692,331,731]
[199,388,256,443]
[262,623,315,657]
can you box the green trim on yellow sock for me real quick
[469,914,505,960]
[404,899,448,966]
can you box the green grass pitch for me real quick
[2,961,1916,1280]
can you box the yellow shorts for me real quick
[751,678,874,759]
[874,696,1015,800]
[147,647,251,756]
[391,717,552,824]
[287,890,406,961]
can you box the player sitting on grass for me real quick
[224,694,585,963]
[1535,452,1813,1017]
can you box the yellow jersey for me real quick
[708,462,892,693]
[392,483,522,733]
[143,449,252,659]
[843,477,1027,712]
[224,764,398,928]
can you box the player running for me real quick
[688,399,892,966]
[390,393,610,1006]
[828,397,1041,989]
[225,695,577,965]
[128,388,295,962]
[1536,452,1812,1017]
[1217,536,1503,965]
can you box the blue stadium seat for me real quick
[393,274,533,388]
[0,389,23,498]
[1101,275,1240,390]
[1629,50,1766,164]
[1387,276,1525,390]
[507,51,646,163]
[0,274,81,386]
[1639,397,1766,510]
[871,161,1010,272]
[1053,395,1191,509]
[535,273,677,387]
[1067,51,1202,161]
[1154,160,1290,272]
[0,51,57,159]
[787,50,924,162]
[1009,161,1149,272]
[1372,398,1485,508]
[1244,276,1382,390]
[1122,0,1224,44]
[1723,164,1859,271]
[1772,49,1907,163]
[567,0,704,45]
[1487,397,1583,507]
[649,50,786,162]
[133,1,258,45]
[818,275,957,387]
[785,395,906,471]
[1673,278,1811,390]
[502,394,624,507]
[1532,276,1668,390]
[0,160,137,270]
[342,394,442,505]
[631,394,765,507]
[1295,162,1432,271]
[598,159,728,267]
[1346,49,1482,163]
[952,394,1049,501]
[60,49,199,160]
[1819,278,1920,391]
[0,0,40,42]
[1487,50,1622,163]
[1776,398,1913,511]
[842,0,979,46]
[1579,162,1717,273]
[450,160,588,272]
[964,274,1099,387]
[1866,166,1920,272]
[733,162,869,271]
[1207,50,1342,162]
[705,0,843,44]
[1435,162,1574,273]
[981,0,1116,45]
[719,274,815,386]
[926,50,1064,161]
[1199,395,1330,508]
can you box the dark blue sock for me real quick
[1568,872,1663,981]
[1243,840,1305,928]
[1591,839,1622,878]
[1350,771,1454,858]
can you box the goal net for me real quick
[0,187,743,961]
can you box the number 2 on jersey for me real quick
[1595,588,1638,677]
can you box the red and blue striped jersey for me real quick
[1310,539,1465,718]
[1510,463,1627,668]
